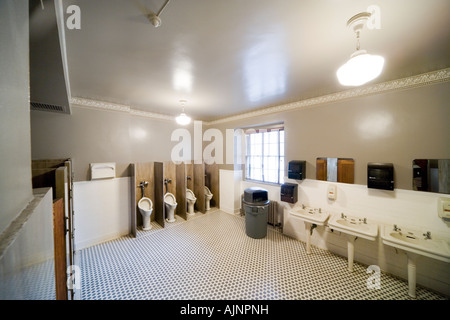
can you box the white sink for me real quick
[381,225,450,263]
[289,205,330,254]
[327,213,378,272]
[328,213,378,241]
[289,205,329,226]
[381,224,450,298]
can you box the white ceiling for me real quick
[61,0,450,121]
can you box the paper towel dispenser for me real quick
[288,160,306,180]
[281,183,298,203]
[367,163,394,190]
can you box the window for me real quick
[245,127,284,184]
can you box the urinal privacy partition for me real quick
[176,163,187,220]
[194,163,206,213]
[154,162,165,227]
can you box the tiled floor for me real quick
[77,209,447,300]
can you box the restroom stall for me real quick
[31,158,74,300]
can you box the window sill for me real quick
[244,179,283,187]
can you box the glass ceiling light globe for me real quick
[176,112,191,125]
[175,99,191,125]
[337,50,384,86]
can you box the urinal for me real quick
[138,197,153,230]
[164,192,177,222]
[204,186,213,211]
[186,189,197,215]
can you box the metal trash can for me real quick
[243,187,270,239]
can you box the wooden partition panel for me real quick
[154,162,165,227]
[176,163,187,220]
[32,159,74,299]
[130,163,136,237]
[194,163,205,213]
[205,163,219,209]
[53,198,67,300]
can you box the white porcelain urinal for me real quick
[138,197,153,230]
[186,189,197,215]
[164,192,177,223]
[204,186,213,211]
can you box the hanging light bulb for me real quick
[337,12,384,86]
[175,100,191,125]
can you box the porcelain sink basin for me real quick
[289,206,329,226]
[381,225,450,263]
[328,213,378,241]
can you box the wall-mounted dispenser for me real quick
[327,184,337,201]
[281,183,298,203]
[90,162,116,180]
[367,163,394,190]
[288,160,306,180]
[438,197,450,219]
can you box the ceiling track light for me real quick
[175,100,191,125]
[337,12,385,86]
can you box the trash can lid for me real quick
[243,187,268,204]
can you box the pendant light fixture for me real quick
[175,100,191,125]
[337,12,384,86]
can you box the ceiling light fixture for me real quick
[175,100,191,125]
[147,0,170,28]
[337,12,384,86]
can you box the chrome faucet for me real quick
[393,224,401,232]
[341,213,346,219]
[423,231,432,240]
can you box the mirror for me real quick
[316,157,354,184]
[413,159,449,194]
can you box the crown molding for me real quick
[70,68,449,125]
[206,68,450,125]
[70,97,174,121]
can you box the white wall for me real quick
[73,177,131,250]
[220,169,242,214]
[240,177,450,296]
[0,0,33,235]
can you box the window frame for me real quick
[244,126,285,185]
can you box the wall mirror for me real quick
[412,159,449,194]
[316,157,354,184]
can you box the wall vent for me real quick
[30,102,66,113]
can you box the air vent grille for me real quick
[30,102,66,113]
